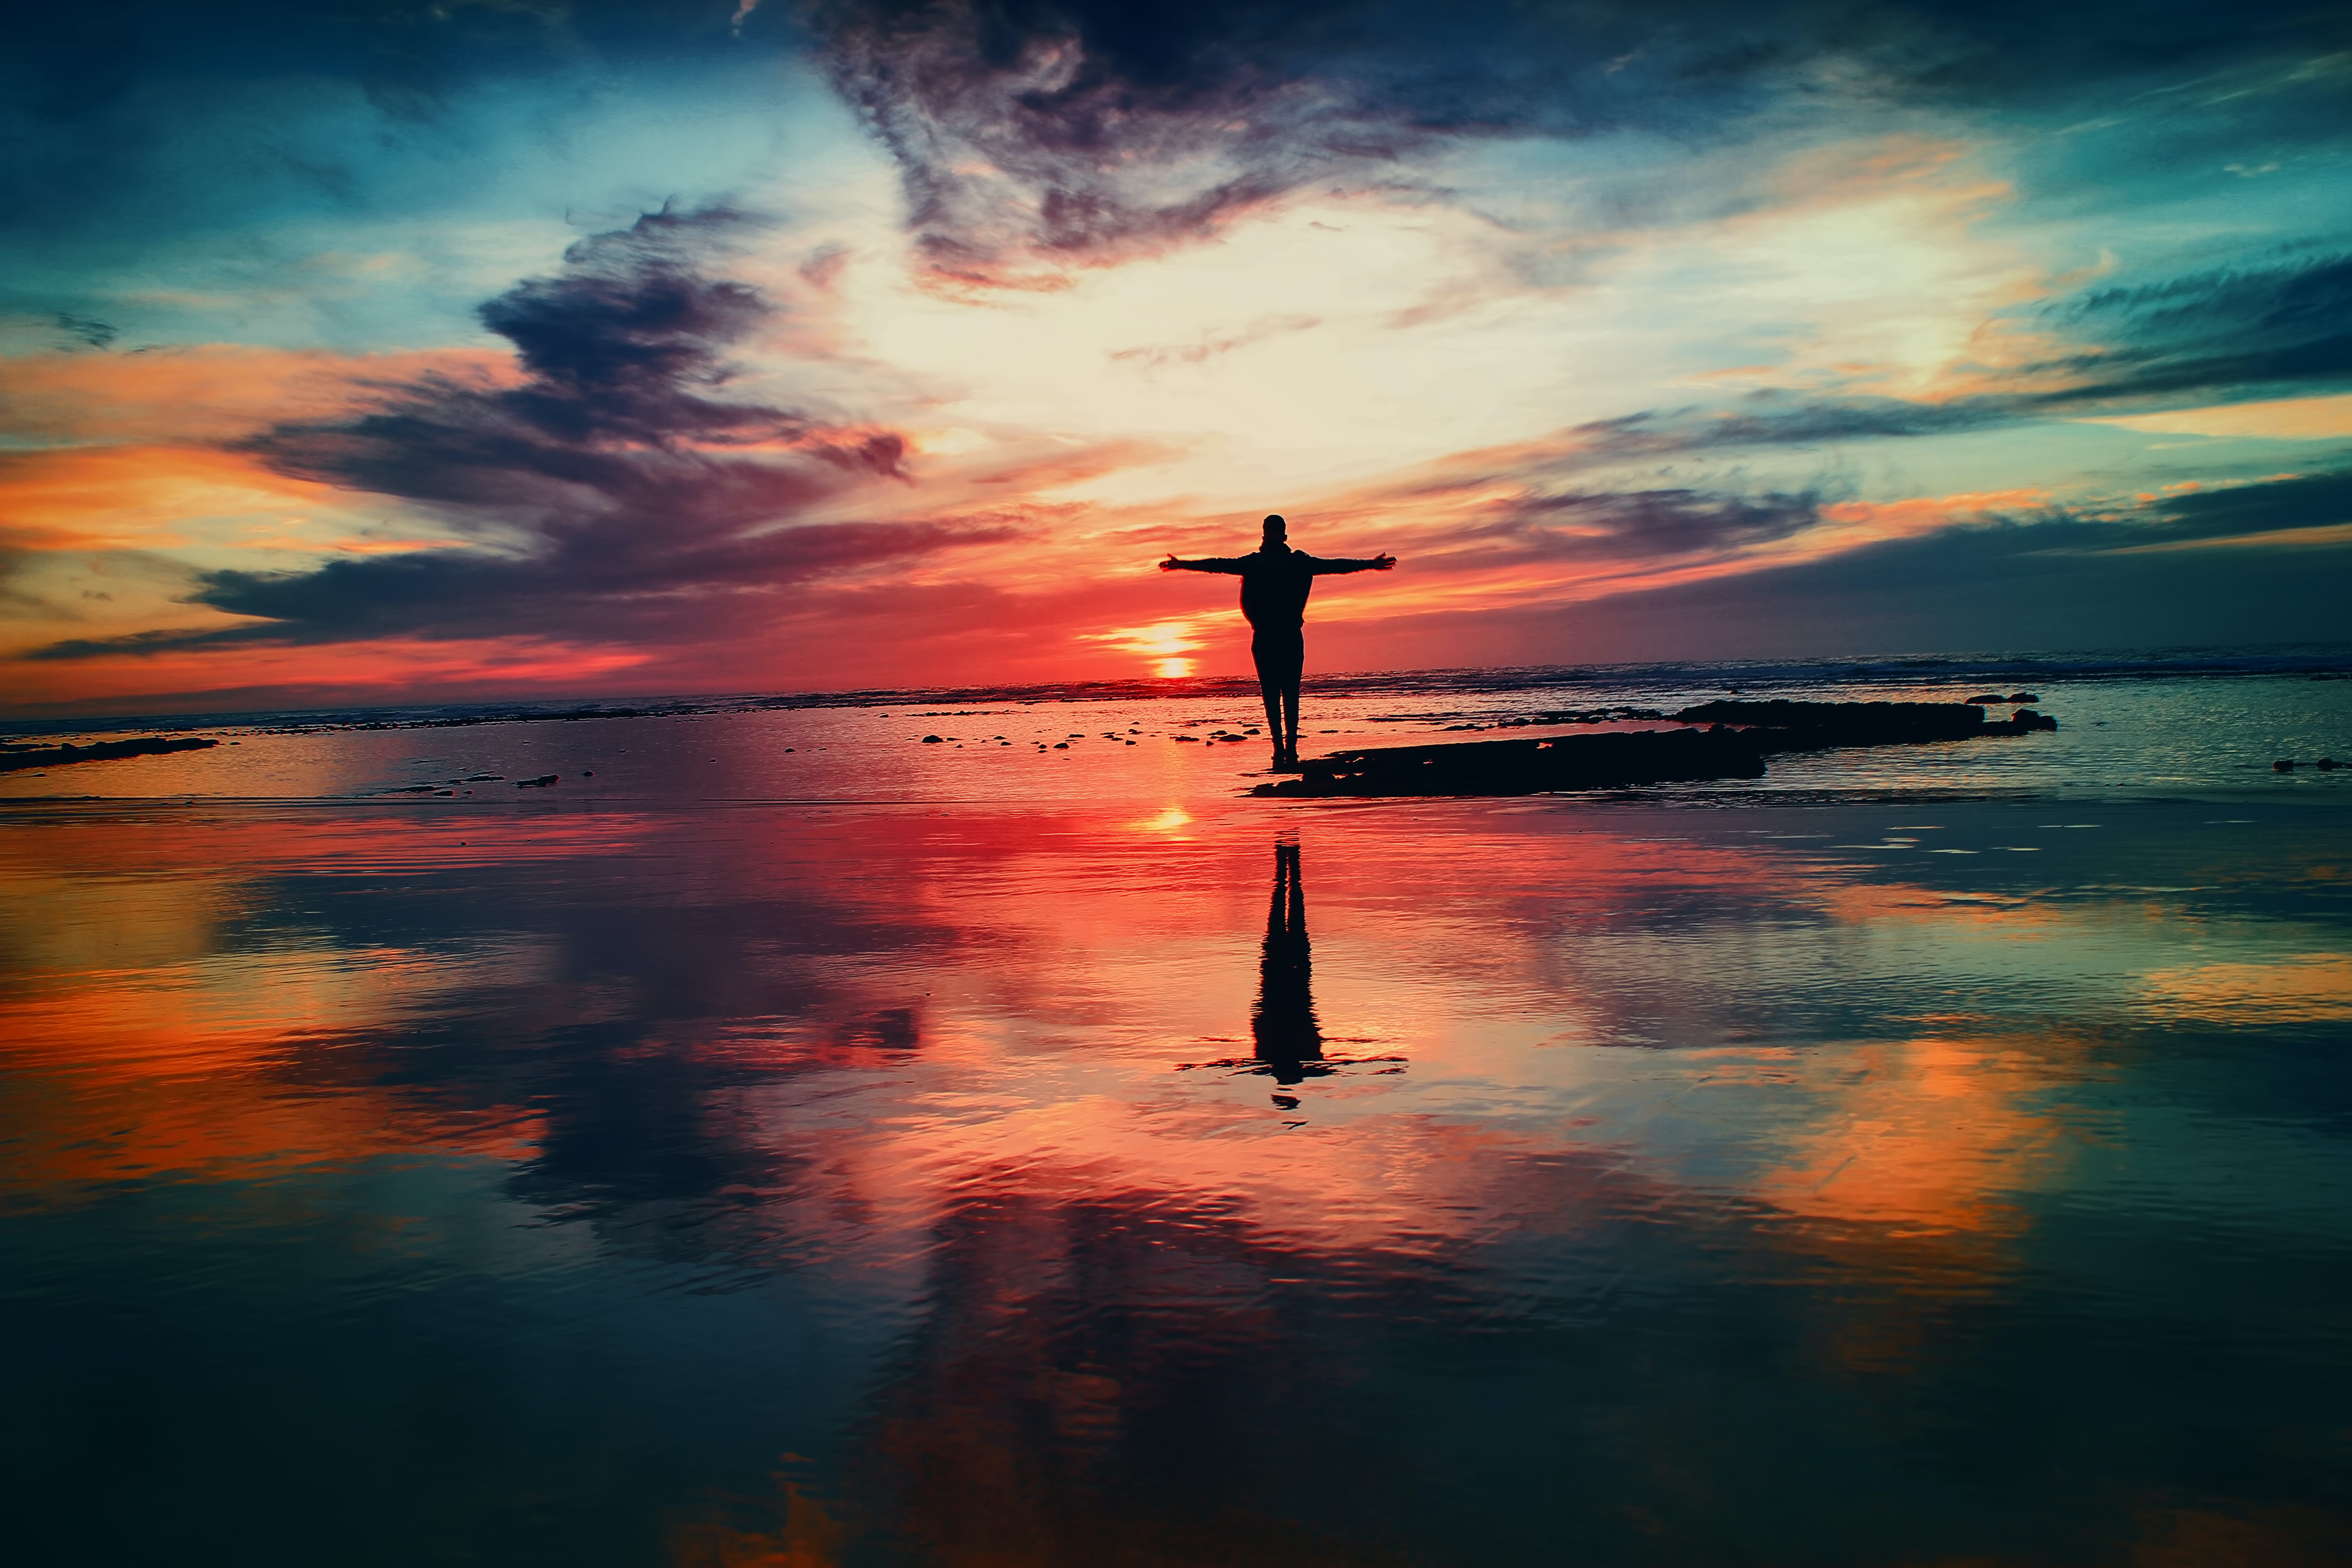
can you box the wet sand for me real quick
[4,787,2349,1565]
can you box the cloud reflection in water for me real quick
[2,799,2349,1565]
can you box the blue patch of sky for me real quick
[1,54,880,353]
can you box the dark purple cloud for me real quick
[1450,486,1829,565]
[803,0,2350,285]
[31,206,1006,661]
[1364,466,2352,665]
[2015,251,2352,411]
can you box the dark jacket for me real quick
[1169,547,1388,629]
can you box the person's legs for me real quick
[1251,628,1305,766]
[1256,659,1285,742]
[1279,665,1302,760]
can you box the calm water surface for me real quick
[5,670,2352,1564]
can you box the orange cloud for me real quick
[2083,392,2352,441]
[0,635,652,713]
[0,344,516,446]
[0,444,349,554]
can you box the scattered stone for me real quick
[516,774,560,788]
[1966,693,2005,704]
[2317,758,2338,770]
[2274,759,2297,772]
[921,735,944,743]
[2009,692,2040,703]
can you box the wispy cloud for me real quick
[28,208,1001,662]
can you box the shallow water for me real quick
[5,781,2350,1564]
[5,664,2351,807]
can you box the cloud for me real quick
[1563,396,2014,462]
[2136,467,2352,543]
[26,206,1009,662]
[804,0,2351,288]
[1320,466,2352,670]
[1494,251,2352,467]
[808,0,1898,288]
[51,312,117,349]
[1443,485,1828,567]
[2016,251,2352,410]
[1110,312,1322,369]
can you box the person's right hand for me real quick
[1159,555,1180,570]
[1372,553,1397,570]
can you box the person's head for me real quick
[1262,514,1288,548]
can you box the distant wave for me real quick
[5,643,2346,741]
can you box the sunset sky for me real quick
[4,0,2349,716]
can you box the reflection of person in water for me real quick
[1252,841,1324,1097]
[1161,514,1396,769]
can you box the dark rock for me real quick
[1672,699,2056,744]
[2274,759,2296,771]
[1252,728,1768,798]
[2317,758,2338,770]
[1254,699,2061,799]
[516,774,560,787]
[0,735,217,773]
[1965,693,2006,704]
[2008,692,2040,703]
[921,735,943,743]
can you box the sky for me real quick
[3,0,2349,716]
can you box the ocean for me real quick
[5,644,2351,804]
[3,646,2349,1565]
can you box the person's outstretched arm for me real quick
[1304,552,1398,574]
[1160,555,1250,573]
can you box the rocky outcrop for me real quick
[1251,728,1768,797]
[0,735,217,773]
[1671,699,2058,747]
[1252,701,2058,798]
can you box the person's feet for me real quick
[1269,748,1303,773]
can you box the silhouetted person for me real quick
[1251,840,1324,1093]
[1161,514,1395,768]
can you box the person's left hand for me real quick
[1372,554,1397,570]
[1159,555,1180,571]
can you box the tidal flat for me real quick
[4,781,2349,1565]
[5,659,2352,1565]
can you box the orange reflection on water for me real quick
[7,798,2348,1563]
[2136,952,2352,1023]
[0,812,636,1200]
[1760,1032,2074,1239]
